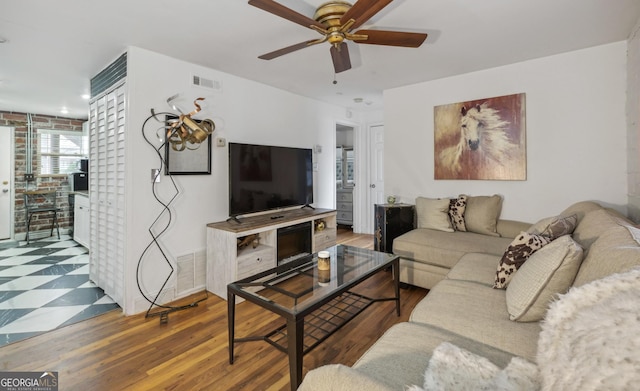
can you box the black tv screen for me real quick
[229,143,313,217]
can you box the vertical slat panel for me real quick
[89,82,126,309]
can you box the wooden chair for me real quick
[24,189,61,244]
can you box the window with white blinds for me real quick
[38,129,88,175]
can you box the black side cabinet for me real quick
[374,204,415,253]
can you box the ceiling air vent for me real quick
[191,75,222,91]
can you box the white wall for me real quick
[384,42,628,223]
[627,19,640,222]
[124,47,349,314]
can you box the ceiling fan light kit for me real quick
[248,0,427,73]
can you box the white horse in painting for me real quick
[439,102,518,176]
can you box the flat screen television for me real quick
[228,142,313,217]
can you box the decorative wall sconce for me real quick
[165,96,215,151]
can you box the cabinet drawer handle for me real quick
[256,257,262,263]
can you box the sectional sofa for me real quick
[299,199,640,390]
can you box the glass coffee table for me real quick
[227,245,400,391]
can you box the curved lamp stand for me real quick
[137,98,215,323]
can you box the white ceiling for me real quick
[1,0,639,119]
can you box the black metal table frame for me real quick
[227,253,400,391]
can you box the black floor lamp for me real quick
[137,96,215,323]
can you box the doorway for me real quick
[0,126,13,240]
[336,124,355,231]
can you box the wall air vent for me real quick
[176,250,206,295]
[192,75,222,91]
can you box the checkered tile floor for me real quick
[0,235,120,346]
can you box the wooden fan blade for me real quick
[248,0,324,29]
[258,40,319,60]
[354,29,427,47]
[331,44,352,73]
[340,0,393,30]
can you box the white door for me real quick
[0,126,12,240]
[89,82,126,309]
[367,125,385,233]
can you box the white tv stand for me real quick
[206,208,337,300]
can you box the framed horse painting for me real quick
[434,93,526,180]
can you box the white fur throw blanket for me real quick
[407,342,539,391]
[537,266,640,390]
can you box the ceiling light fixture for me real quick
[81,94,90,100]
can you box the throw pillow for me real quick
[506,235,584,322]
[494,232,551,289]
[537,267,640,390]
[464,194,503,237]
[416,197,454,232]
[448,195,468,231]
[526,216,556,235]
[407,342,540,391]
[540,214,578,239]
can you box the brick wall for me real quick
[0,111,86,238]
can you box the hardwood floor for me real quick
[1,228,428,390]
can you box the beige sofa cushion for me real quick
[409,279,541,361]
[527,216,556,235]
[506,235,584,322]
[571,208,621,250]
[573,223,640,287]
[298,364,395,391]
[351,322,516,390]
[558,200,604,221]
[447,253,499,286]
[416,197,454,232]
[399,258,449,289]
[464,195,503,236]
[497,219,533,238]
[393,229,513,269]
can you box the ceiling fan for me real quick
[248,0,428,73]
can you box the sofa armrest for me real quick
[298,364,395,391]
[496,219,531,238]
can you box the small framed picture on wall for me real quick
[164,115,212,175]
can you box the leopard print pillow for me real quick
[494,232,551,289]
[448,195,467,232]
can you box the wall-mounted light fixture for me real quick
[165,96,215,151]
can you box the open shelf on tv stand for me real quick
[206,208,337,301]
[226,204,317,225]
